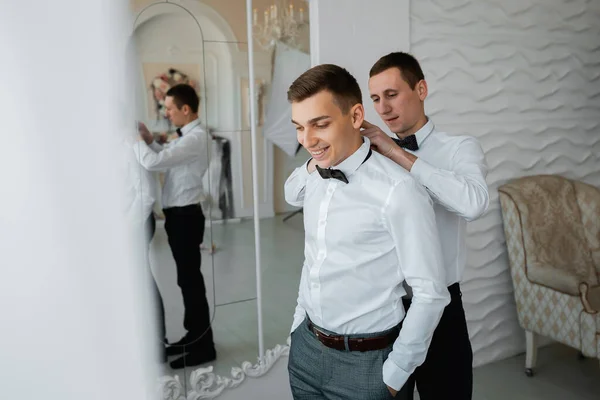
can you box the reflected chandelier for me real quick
[252,1,308,50]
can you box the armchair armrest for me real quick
[579,282,600,314]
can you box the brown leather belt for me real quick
[306,320,400,352]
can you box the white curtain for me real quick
[263,42,311,157]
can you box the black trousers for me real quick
[144,213,166,343]
[402,283,473,400]
[163,204,214,349]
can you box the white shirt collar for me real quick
[414,117,435,147]
[333,137,371,179]
[179,118,202,136]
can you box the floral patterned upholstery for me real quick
[575,180,600,281]
[499,175,600,364]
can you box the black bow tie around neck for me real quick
[316,165,349,184]
[313,149,372,184]
[392,135,418,151]
[176,128,183,137]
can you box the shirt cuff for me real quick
[409,157,436,187]
[149,141,163,152]
[382,358,411,391]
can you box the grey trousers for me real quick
[288,319,410,400]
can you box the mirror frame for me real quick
[130,1,299,398]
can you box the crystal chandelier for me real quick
[252,1,308,50]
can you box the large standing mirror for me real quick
[129,0,217,392]
[127,0,310,397]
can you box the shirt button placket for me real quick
[312,181,336,322]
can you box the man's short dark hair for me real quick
[166,83,200,113]
[369,52,425,90]
[287,64,362,114]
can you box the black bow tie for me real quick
[316,165,349,184]
[176,128,183,137]
[392,135,418,151]
[313,149,372,184]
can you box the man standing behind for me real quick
[364,52,489,399]
[284,64,450,399]
[136,83,215,369]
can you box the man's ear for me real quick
[181,104,191,115]
[351,104,365,130]
[416,80,428,101]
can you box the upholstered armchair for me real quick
[498,175,600,376]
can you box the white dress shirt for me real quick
[284,137,450,390]
[408,118,489,285]
[121,138,156,227]
[133,119,208,209]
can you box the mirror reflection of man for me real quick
[122,124,166,364]
[135,83,215,369]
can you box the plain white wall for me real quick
[311,0,410,135]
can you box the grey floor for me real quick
[472,344,599,400]
[149,215,600,399]
[149,214,303,382]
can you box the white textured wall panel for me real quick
[411,0,600,367]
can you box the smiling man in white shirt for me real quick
[284,64,450,399]
[363,52,490,400]
[135,84,215,370]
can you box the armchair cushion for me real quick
[573,181,600,280]
[498,175,598,295]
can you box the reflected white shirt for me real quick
[133,119,208,209]
[285,138,450,390]
[123,140,156,225]
[409,119,489,285]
